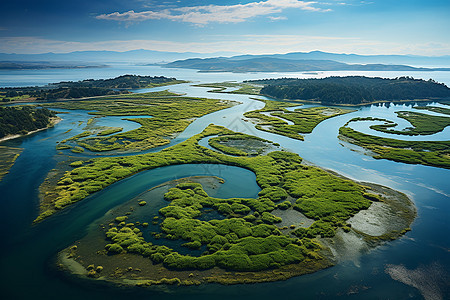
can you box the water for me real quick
[0,66,449,299]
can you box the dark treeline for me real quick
[248,76,450,104]
[53,74,178,89]
[0,106,56,138]
[1,75,179,101]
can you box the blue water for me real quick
[0,66,449,299]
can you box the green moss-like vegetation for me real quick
[54,124,417,285]
[245,99,354,140]
[193,82,262,95]
[415,105,450,115]
[40,125,374,225]
[0,146,22,181]
[71,146,85,153]
[208,133,273,156]
[339,123,450,169]
[97,127,123,136]
[40,124,375,277]
[369,111,450,135]
[44,91,234,152]
[69,161,84,167]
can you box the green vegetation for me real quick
[38,124,375,257]
[248,76,450,105]
[415,105,450,115]
[0,146,22,181]
[97,127,123,136]
[0,106,56,138]
[194,82,262,95]
[339,123,450,169]
[45,91,234,152]
[0,75,187,102]
[369,111,450,135]
[244,99,353,140]
[101,165,368,273]
[208,133,274,156]
[54,124,416,284]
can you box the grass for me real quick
[0,146,22,181]
[208,133,274,156]
[339,122,450,169]
[38,125,376,251]
[51,125,416,283]
[369,111,450,135]
[193,82,262,95]
[244,99,354,140]
[97,127,123,136]
[44,91,235,152]
[414,106,450,116]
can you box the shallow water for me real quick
[0,66,449,299]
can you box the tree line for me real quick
[0,106,56,138]
[1,75,179,102]
[248,76,450,104]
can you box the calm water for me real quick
[0,66,449,300]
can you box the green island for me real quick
[193,82,262,95]
[57,125,415,286]
[368,111,450,135]
[246,76,450,105]
[244,99,354,140]
[44,91,235,152]
[208,133,278,156]
[0,75,187,103]
[339,120,450,169]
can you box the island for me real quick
[247,76,450,105]
[164,57,450,73]
[0,75,187,103]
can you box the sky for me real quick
[0,0,449,56]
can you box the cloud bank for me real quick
[96,0,331,25]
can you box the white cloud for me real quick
[96,0,331,25]
[268,16,288,21]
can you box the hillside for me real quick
[165,57,448,73]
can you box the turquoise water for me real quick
[0,67,449,299]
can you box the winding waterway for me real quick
[0,66,449,299]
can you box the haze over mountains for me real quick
[1,50,449,72]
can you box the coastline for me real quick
[0,116,61,144]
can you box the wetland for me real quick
[0,67,449,299]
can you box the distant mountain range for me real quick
[0,50,238,64]
[1,50,449,71]
[230,51,450,67]
[0,61,106,70]
[164,57,450,73]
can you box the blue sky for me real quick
[0,0,449,55]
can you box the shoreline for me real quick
[259,95,449,107]
[0,116,61,144]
